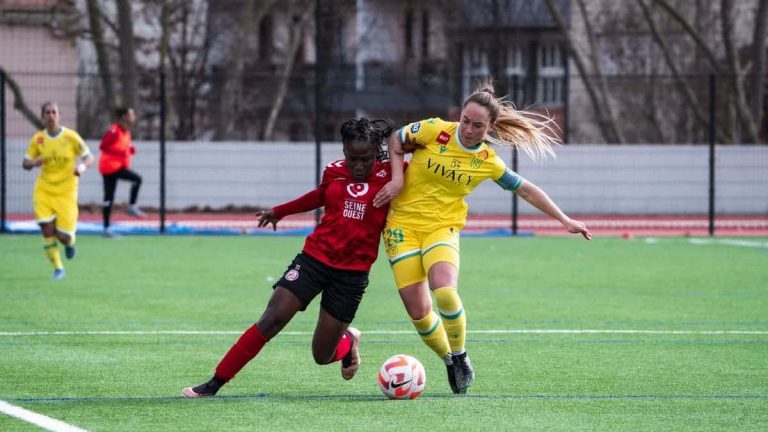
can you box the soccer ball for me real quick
[377,354,426,400]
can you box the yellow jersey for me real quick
[25,127,90,196]
[389,118,523,231]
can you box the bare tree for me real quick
[162,1,212,140]
[85,0,117,111]
[262,1,314,140]
[652,0,761,143]
[116,0,138,112]
[0,68,44,130]
[213,0,278,140]
[544,0,625,143]
[638,0,730,143]
[749,0,768,126]
[720,0,758,143]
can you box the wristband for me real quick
[76,163,86,174]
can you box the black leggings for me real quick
[102,168,142,228]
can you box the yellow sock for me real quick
[434,287,466,354]
[411,310,451,359]
[43,237,63,269]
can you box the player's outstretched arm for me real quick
[514,181,591,240]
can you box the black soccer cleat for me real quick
[451,352,475,394]
[64,244,76,260]
[445,361,460,393]
[181,376,226,398]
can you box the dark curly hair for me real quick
[339,117,393,161]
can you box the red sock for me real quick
[215,324,270,381]
[331,331,352,363]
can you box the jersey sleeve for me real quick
[99,127,119,152]
[398,118,441,150]
[272,188,324,218]
[74,132,91,157]
[272,162,339,218]
[24,135,39,160]
[491,156,525,191]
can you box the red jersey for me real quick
[98,123,134,175]
[272,160,392,272]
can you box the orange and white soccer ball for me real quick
[377,354,426,400]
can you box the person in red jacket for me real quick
[98,107,144,238]
[182,118,396,398]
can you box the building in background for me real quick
[0,0,79,138]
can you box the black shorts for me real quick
[273,252,369,324]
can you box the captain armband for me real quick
[494,168,524,191]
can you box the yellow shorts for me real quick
[33,189,78,239]
[383,224,460,289]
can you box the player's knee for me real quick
[405,302,432,321]
[256,314,286,338]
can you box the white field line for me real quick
[0,329,766,337]
[688,238,768,248]
[0,400,88,432]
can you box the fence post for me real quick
[159,71,167,234]
[511,147,519,236]
[0,70,6,233]
[708,74,716,237]
[314,0,326,226]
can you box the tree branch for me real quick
[544,0,625,143]
[638,0,730,143]
[0,68,44,130]
[651,0,721,73]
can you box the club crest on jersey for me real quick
[37,137,44,145]
[436,131,450,144]
[470,150,489,168]
[376,169,387,178]
[346,182,369,198]
[285,269,300,281]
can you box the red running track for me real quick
[8,213,767,237]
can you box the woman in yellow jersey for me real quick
[372,78,591,394]
[22,102,94,281]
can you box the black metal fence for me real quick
[1,69,766,236]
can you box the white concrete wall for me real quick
[5,141,766,215]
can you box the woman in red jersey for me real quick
[98,106,145,238]
[182,118,395,398]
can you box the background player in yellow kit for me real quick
[373,77,591,394]
[23,102,93,281]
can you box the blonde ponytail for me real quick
[464,77,559,160]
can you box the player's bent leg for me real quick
[182,288,301,399]
[311,307,361,379]
[40,223,64,276]
[55,231,75,260]
[54,198,78,260]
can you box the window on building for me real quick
[505,45,526,105]
[463,46,489,97]
[404,9,414,57]
[537,43,564,106]
[421,11,429,57]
